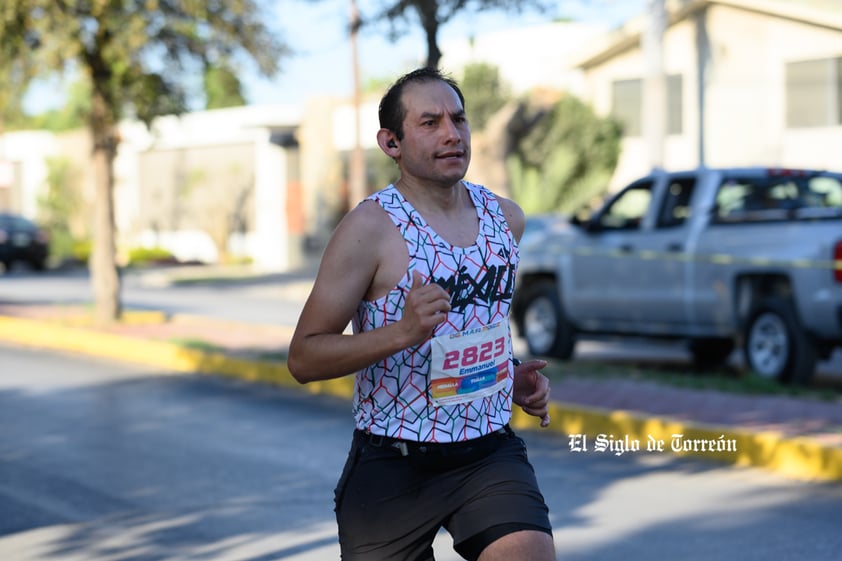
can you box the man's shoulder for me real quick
[463,180,512,203]
[463,181,520,212]
[343,197,392,230]
[462,180,489,194]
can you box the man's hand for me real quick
[512,359,551,427]
[400,270,451,346]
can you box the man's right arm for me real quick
[287,202,450,384]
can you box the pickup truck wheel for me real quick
[520,281,575,359]
[743,298,817,384]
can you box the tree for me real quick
[508,94,622,214]
[460,62,511,131]
[37,157,82,265]
[30,80,91,131]
[1,0,287,325]
[0,6,37,133]
[204,63,247,110]
[367,0,547,68]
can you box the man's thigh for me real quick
[477,530,555,561]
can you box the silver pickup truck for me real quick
[512,167,842,384]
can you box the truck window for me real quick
[597,182,652,230]
[656,178,695,228]
[806,176,842,208]
[715,174,842,222]
[715,178,794,221]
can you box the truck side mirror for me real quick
[570,208,592,228]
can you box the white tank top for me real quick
[351,181,519,442]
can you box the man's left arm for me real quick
[499,197,551,427]
[497,197,526,242]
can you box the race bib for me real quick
[429,321,511,406]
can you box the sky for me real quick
[23,0,647,113]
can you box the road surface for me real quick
[1,343,840,561]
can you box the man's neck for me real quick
[395,177,466,214]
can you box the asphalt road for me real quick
[1,344,840,561]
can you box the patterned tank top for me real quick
[351,181,519,443]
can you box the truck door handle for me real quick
[618,244,633,253]
[666,243,683,252]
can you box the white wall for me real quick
[439,21,609,98]
[118,104,302,270]
[0,131,58,217]
[583,2,842,189]
[252,137,290,270]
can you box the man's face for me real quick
[397,80,471,187]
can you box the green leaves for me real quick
[461,62,510,131]
[509,95,622,214]
[4,0,287,125]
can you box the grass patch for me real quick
[255,350,288,361]
[169,338,226,354]
[542,359,840,401]
[168,338,288,363]
[163,336,838,401]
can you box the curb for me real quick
[1,314,840,482]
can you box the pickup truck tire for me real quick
[743,298,817,384]
[519,280,576,359]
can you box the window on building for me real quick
[786,57,842,127]
[611,74,683,137]
[612,79,643,136]
[667,74,683,135]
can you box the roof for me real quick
[575,0,842,69]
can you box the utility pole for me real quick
[643,0,667,171]
[348,0,366,206]
[694,7,710,167]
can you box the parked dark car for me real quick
[0,212,49,272]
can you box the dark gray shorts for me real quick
[334,426,552,561]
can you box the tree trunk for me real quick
[90,92,122,326]
[415,2,441,68]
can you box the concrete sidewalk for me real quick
[0,300,840,482]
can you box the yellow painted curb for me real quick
[1,314,839,482]
[511,402,842,482]
[0,315,293,386]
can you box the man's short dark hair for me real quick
[378,67,466,141]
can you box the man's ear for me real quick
[377,129,399,157]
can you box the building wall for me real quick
[137,142,256,263]
[0,131,58,218]
[582,2,842,190]
[439,21,609,98]
[705,3,842,169]
[124,105,302,269]
[0,104,305,270]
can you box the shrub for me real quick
[127,246,177,266]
